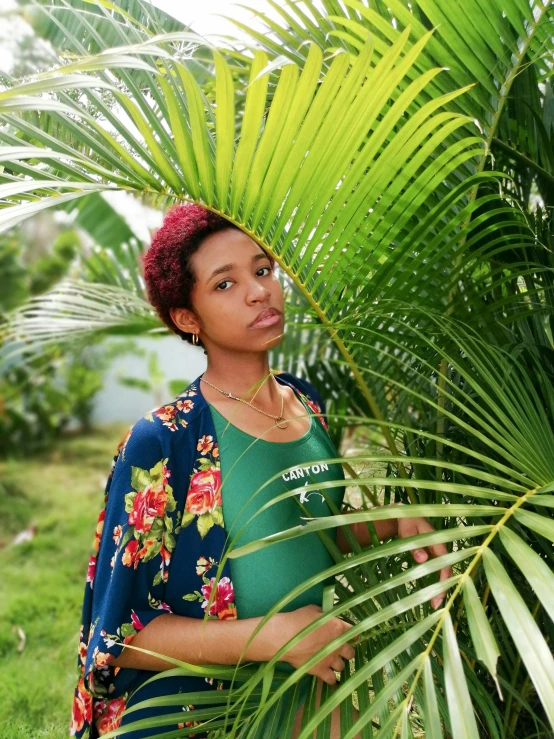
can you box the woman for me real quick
[70,204,451,738]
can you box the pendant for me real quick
[275,416,289,429]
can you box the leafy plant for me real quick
[0,0,553,736]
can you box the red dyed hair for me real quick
[142,203,274,349]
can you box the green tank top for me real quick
[208,392,345,734]
[208,393,345,618]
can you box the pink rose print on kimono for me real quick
[204,676,225,691]
[94,696,127,735]
[94,509,105,550]
[177,704,202,735]
[86,555,96,586]
[181,439,223,539]
[86,507,107,588]
[195,555,216,576]
[148,592,173,612]
[184,556,237,620]
[116,458,179,586]
[100,609,144,655]
[144,387,198,431]
[70,677,93,736]
[201,576,237,620]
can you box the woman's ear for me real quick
[169,307,199,334]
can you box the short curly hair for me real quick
[142,203,274,349]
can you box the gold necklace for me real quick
[200,372,289,429]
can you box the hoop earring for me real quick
[192,333,198,346]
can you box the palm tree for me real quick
[1,0,553,736]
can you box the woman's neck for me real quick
[201,352,278,404]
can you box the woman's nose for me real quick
[247,280,271,301]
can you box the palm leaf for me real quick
[1,3,553,736]
[0,278,160,366]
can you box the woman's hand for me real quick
[338,508,454,609]
[274,605,356,685]
[396,516,452,609]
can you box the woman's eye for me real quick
[215,266,271,291]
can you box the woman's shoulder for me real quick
[273,369,324,405]
[114,378,208,461]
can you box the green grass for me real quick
[0,424,128,739]
[0,422,372,738]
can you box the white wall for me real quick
[91,334,208,424]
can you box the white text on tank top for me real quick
[281,463,330,503]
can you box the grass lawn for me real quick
[0,422,370,738]
[0,424,128,739]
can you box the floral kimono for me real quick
[70,370,329,738]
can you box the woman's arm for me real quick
[110,612,279,672]
[111,607,359,687]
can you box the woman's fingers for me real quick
[406,518,433,564]
[433,542,453,580]
[338,647,355,666]
[321,669,337,685]
[412,547,429,563]
[427,544,452,609]
[396,516,454,610]
[429,557,454,610]
[408,523,452,609]
[341,644,356,660]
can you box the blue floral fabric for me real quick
[70,371,331,738]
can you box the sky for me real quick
[151,0,277,39]
[0,0,280,73]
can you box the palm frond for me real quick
[0,278,160,366]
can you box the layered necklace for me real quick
[200,372,289,429]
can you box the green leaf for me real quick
[0,73,115,100]
[529,495,554,508]
[260,661,276,709]
[227,504,499,558]
[213,50,235,213]
[140,538,161,562]
[176,63,215,205]
[0,191,104,234]
[271,611,444,739]
[499,527,554,623]
[124,491,136,513]
[514,508,554,543]
[157,72,200,201]
[442,611,480,739]
[112,91,182,193]
[180,512,195,528]
[229,50,269,220]
[197,512,214,539]
[423,657,443,739]
[130,465,151,492]
[462,576,501,696]
[483,548,554,729]
[211,507,223,526]
[344,657,419,739]
[164,532,176,551]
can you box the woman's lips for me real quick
[250,312,281,328]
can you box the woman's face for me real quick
[171,227,285,353]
